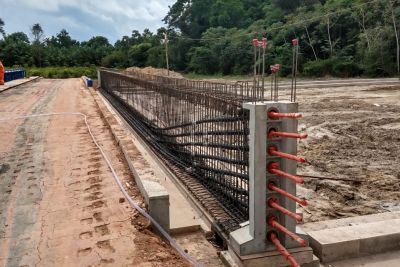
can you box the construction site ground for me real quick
[290,83,400,223]
[1,76,400,267]
[0,78,189,267]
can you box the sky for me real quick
[0,0,175,44]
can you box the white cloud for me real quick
[3,0,173,22]
[0,0,175,42]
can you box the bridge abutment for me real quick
[225,101,318,267]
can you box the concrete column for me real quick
[229,101,303,256]
[97,69,102,89]
[230,102,268,255]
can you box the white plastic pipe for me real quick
[0,112,203,267]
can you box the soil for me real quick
[287,84,400,222]
[0,78,189,267]
[126,67,184,79]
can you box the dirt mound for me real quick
[126,67,184,79]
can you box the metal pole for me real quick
[164,33,170,76]
[262,38,267,100]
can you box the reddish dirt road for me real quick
[0,79,188,267]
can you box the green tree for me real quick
[0,32,32,66]
[0,18,5,38]
[31,23,44,67]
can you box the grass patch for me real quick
[27,66,97,79]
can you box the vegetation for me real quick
[27,67,97,79]
[1,0,400,77]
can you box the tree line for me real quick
[0,0,399,77]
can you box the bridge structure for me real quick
[98,68,314,267]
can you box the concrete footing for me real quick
[87,84,170,232]
[0,76,40,93]
[302,211,400,263]
[90,85,208,235]
[220,246,319,267]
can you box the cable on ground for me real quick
[0,112,203,267]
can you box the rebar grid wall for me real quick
[100,69,267,228]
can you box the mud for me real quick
[0,79,189,267]
[291,85,400,222]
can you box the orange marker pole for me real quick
[268,198,303,222]
[268,146,307,163]
[268,182,308,206]
[268,111,302,119]
[269,233,300,267]
[268,216,307,246]
[268,131,308,140]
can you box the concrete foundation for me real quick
[220,246,320,267]
[229,101,316,266]
[91,87,209,234]
[302,211,400,263]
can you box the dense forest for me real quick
[1,0,400,77]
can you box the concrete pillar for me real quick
[230,101,302,256]
[230,102,268,255]
[97,69,101,89]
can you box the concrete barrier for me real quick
[85,79,170,232]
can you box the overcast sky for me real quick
[0,0,175,44]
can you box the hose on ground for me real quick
[0,112,203,267]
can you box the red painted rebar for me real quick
[268,130,308,140]
[268,146,307,163]
[268,216,307,246]
[269,232,300,267]
[268,198,303,222]
[268,163,305,184]
[268,182,308,206]
[268,111,303,119]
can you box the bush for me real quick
[303,57,363,77]
[27,66,97,79]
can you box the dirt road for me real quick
[0,79,189,267]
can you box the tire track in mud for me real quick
[1,79,191,267]
[0,80,63,266]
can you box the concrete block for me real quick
[90,89,171,233]
[305,217,400,263]
[141,180,169,231]
[221,246,317,267]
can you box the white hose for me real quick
[0,112,203,267]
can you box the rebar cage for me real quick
[100,68,266,230]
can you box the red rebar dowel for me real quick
[268,146,307,163]
[268,183,308,206]
[268,216,307,246]
[268,163,305,184]
[268,130,308,140]
[269,233,300,267]
[268,198,303,222]
[268,111,303,119]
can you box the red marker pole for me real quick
[268,182,308,206]
[269,232,300,267]
[268,146,306,163]
[268,216,307,246]
[268,130,308,140]
[268,111,303,119]
[268,163,305,184]
[268,198,303,222]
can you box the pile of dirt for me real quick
[126,67,184,79]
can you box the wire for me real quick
[0,112,203,267]
[298,174,362,183]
